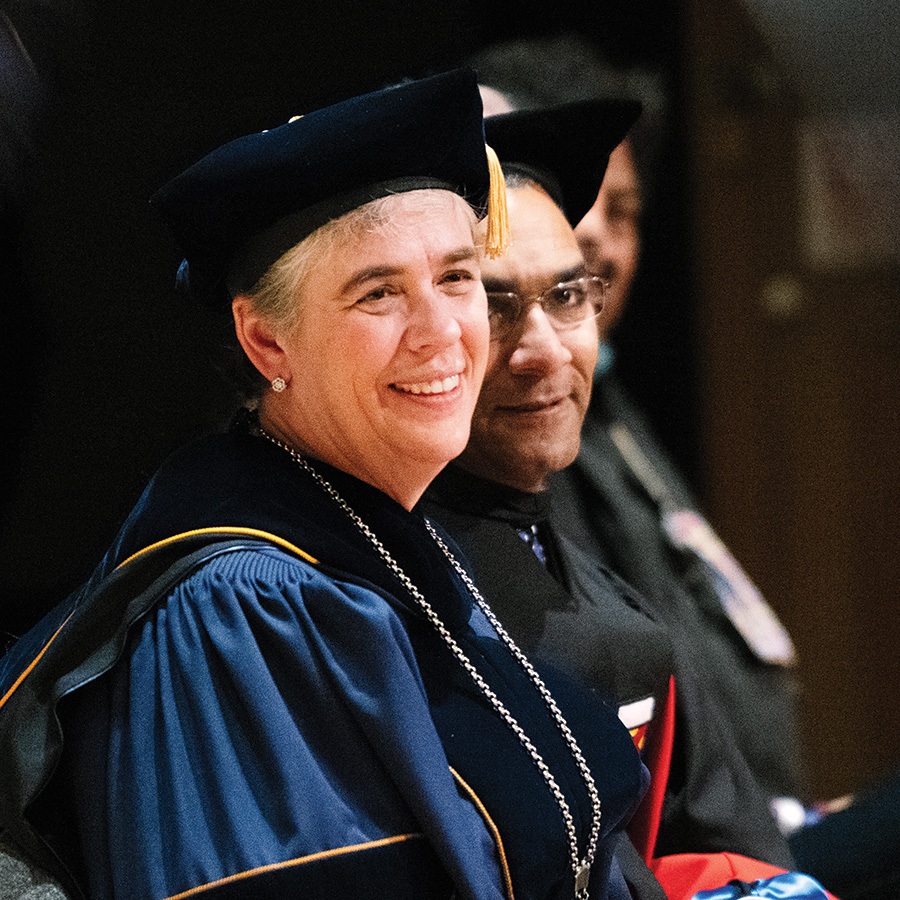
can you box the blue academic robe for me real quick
[0,418,648,900]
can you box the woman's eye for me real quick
[356,286,399,306]
[441,270,476,291]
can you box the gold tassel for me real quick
[484,144,510,259]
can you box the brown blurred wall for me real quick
[684,0,900,798]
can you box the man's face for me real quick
[574,140,642,338]
[457,183,598,493]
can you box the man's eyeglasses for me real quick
[486,275,607,342]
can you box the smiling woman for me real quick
[233,189,487,509]
[0,69,654,900]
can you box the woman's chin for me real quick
[399,426,471,474]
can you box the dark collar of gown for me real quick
[423,462,552,529]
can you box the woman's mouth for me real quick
[393,374,461,395]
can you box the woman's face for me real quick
[261,191,489,508]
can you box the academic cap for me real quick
[483,97,642,226]
[150,68,498,306]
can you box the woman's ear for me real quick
[232,295,286,382]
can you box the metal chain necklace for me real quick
[259,428,602,898]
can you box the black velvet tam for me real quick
[484,97,641,226]
[150,68,490,305]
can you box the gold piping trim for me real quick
[450,766,515,900]
[0,528,317,711]
[162,833,422,900]
[116,527,319,570]
[0,614,73,711]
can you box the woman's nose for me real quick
[406,286,463,350]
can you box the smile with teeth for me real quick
[393,374,461,395]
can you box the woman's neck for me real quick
[256,402,439,511]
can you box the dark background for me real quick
[0,0,697,638]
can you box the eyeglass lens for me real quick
[487,275,604,338]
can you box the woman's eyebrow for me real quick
[339,265,404,295]
[341,246,478,294]
[444,246,480,265]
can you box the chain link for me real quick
[426,521,602,889]
[259,429,601,898]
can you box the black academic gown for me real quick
[0,416,648,900]
[553,371,805,802]
[422,463,793,869]
[555,367,900,899]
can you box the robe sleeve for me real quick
[60,546,504,900]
